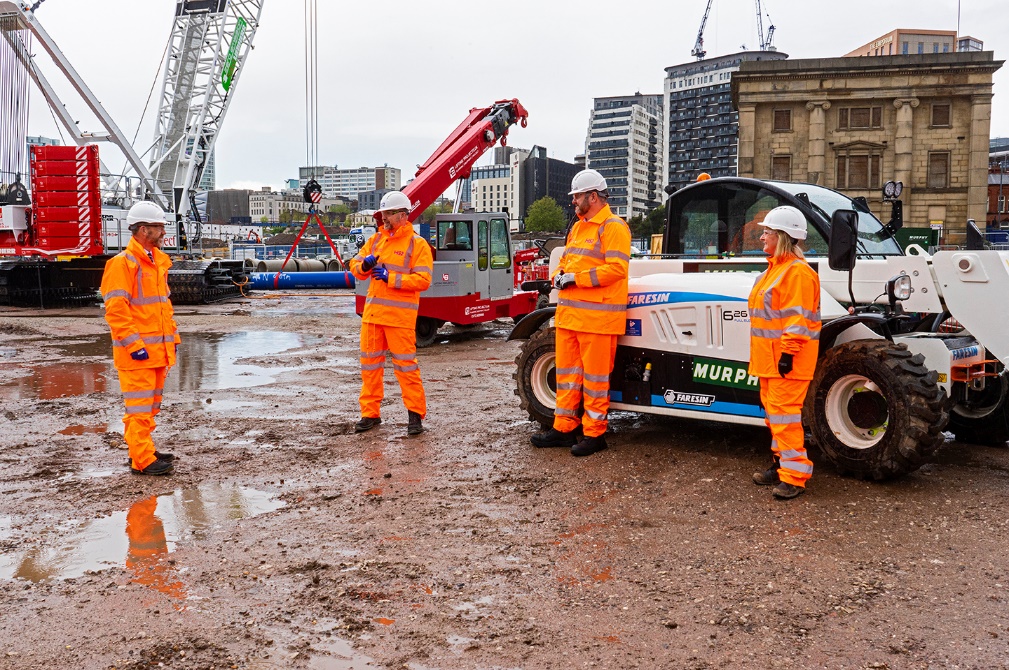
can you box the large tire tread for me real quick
[513,327,556,428]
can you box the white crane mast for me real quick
[149,0,263,224]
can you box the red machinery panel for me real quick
[32,190,101,209]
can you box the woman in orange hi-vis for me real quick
[530,169,631,457]
[100,201,180,476]
[349,191,433,436]
[747,205,821,499]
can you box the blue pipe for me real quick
[248,271,355,289]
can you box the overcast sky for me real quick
[22,0,1009,191]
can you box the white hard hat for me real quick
[759,205,807,241]
[126,201,167,229]
[378,191,412,212]
[569,169,608,195]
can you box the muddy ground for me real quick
[1,290,1009,670]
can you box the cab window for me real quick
[437,220,472,250]
[489,218,510,269]
[477,220,488,270]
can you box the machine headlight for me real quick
[887,273,912,302]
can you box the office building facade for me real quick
[663,51,788,194]
[299,165,401,199]
[585,93,662,220]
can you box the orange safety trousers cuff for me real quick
[118,366,166,471]
[760,377,814,487]
[359,322,426,419]
[553,328,617,438]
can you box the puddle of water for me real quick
[0,484,284,583]
[1,332,315,401]
[58,468,118,482]
[58,423,109,435]
[306,638,379,670]
[0,346,17,358]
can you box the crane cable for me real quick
[304,0,319,177]
[0,15,32,197]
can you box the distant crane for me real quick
[690,0,776,60]
[691,0,714,60]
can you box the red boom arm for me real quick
[375,99,529,225]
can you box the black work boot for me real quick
[571,434,607,457]
[772,482,805,499]
[407,411,424,436]
[355,417,382,433]
[131,459,174,476]
[124,451,175,468]
[530,428,577,448]
[752,464,780,486]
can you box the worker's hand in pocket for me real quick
[372,266,389,282]
[553,273,575,290]
[777,353,793,377]
[131,348,150,361]
[362,254,378,271]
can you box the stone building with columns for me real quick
[731,52,1002,244]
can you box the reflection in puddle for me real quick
[0,484,284,585]
[0,331,314,401]
[307,638,379,670]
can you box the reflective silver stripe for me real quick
[393,362,419,372]
[555,367,583,376]
[588,268,600,287]
[394,274,403,289]
[557,382,581,390]
[783,325,821,339]
[751,305,820,321]
[770,439,778,448]
[558,298,625,312]
[405,237,416,268]
[361,362,385,371]
[603,217,624,226]
[412,266,432,274]
[353,254,366,263]
[564,247,604,260]
[555,407,579,417]
[143,335,176,344]
[390,352,415,360]
[131,296,169,306]
[583,387,609,399]
[360,350,387,358]
[152,401,162,410]
[366,296,419,311]
[124,253,140,265]
[125,404,154,414]
[750,327,784,339]
[767,413,802,424]
[781,461,813,475]
[123,390,156,399]
[103,289,130,301]
[763,260,803,313]
[779,449,806,459]
[384,262,411,273]
[604,250,630,262]
[585,409,607,420]
[584,372,609,383]
[154,387,164,395]
[113,333,142,348]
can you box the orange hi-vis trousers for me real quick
[118,367,166,471]
[553,328,617,438]
[359,321,426,419]
[759,377,814,487]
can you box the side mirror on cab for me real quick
[828,209,859,272]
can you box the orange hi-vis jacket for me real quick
[554,204,632,335]
[747,252,821,380]
[100,237,180,370]
[350,224,433,329]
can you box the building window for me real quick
[927,152,950,188]
[836,153,881,189]
[771,155,791,181]
[1000,195,1007,213]
[838,106,882,129]
[931,103,951,127]
[917,42,924,54]
[772,109,792,132]
[943,43,949,53]
[902,41,909,54]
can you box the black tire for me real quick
[415,317,443,348]
[803,340,948,480]
[535,294,550,311]
[948,373,1009,447]
[513,326,557,428]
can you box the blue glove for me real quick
[362,254,378,271]
[130,348,149,361]
[372,266,389,282]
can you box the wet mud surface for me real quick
[2,291,1009,669]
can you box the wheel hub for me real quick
[847,390,889,430]
[823,374,889,449]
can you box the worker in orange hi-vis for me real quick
[125,495,187,602]
[100,201,181,476]
[349,191,433,436]
[747,205,821,500]
[530,169,631,457]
